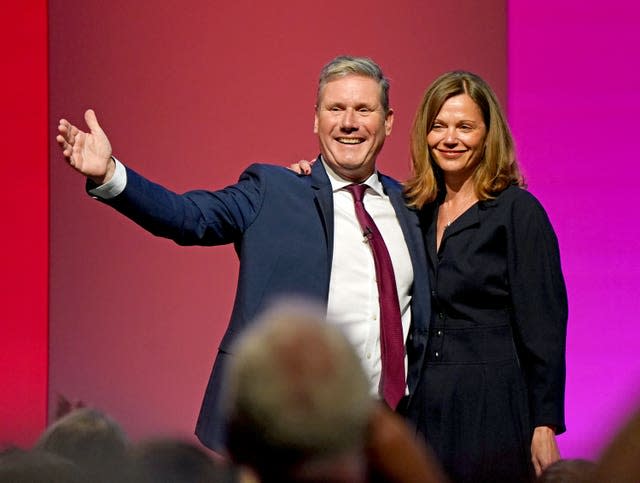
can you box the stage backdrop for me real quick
[0,1,48,448]
[48,0,507,443]
[47,0,640,459]
[508,0,640,457]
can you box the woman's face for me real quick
[426,93,487,180]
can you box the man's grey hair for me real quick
[224,299,373,480]
[317,55,390,113]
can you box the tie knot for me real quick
[346,183,368,203]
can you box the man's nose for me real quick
[340,108,358,130]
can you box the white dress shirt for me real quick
[323,161,413,398]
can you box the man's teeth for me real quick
[337,138,363,144]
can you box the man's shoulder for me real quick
[242,162,297,177]
[378,172,403,192]
[247,162,323,179]
[238,162,317,186]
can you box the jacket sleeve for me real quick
[506,191,568,434]
[97,163,269,246]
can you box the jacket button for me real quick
[434,351,440,358]
[436,330,443,337]
[438,312,445,319]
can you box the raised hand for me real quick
[57,109,114,185]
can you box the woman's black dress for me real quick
[413,185,568,482]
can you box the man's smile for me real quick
[336,137,365,144]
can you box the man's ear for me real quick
[385,108,394,135]
[313,108,319,134]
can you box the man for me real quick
[57,56,430,451]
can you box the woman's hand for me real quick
[288,159,315,175]
[531,425,560,477]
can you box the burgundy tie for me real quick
[346,184,406,409]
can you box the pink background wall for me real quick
[508,0,640,457]
[0,0,631,459]
[47,0,506,443]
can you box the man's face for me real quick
[314,75,394,182]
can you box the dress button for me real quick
[366,353,372,359]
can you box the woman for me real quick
[404,71,567,482]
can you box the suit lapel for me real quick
[380,175,429,327]
[384,181,427,285]
[380,174,431,398]
[309,158,334,269]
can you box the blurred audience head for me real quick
[536,458,594,483]
[224,299,374,482]
[365,403,448,483]
[593,407,640,483]
[35,407,130,482]
[131,438,238,483]
[0,448,87,483]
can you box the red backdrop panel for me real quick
[1,1,49,447]
[48,0,506,441]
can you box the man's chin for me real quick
[333,162,374,182]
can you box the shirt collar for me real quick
[320,157,385,197]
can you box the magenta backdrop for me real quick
[48,0,506,443]
[509,0,640,457]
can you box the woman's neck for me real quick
[442,174,476,203]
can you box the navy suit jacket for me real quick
[101,159,430,451]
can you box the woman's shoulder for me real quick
[488,184,556,235]
[491,184,545,212]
